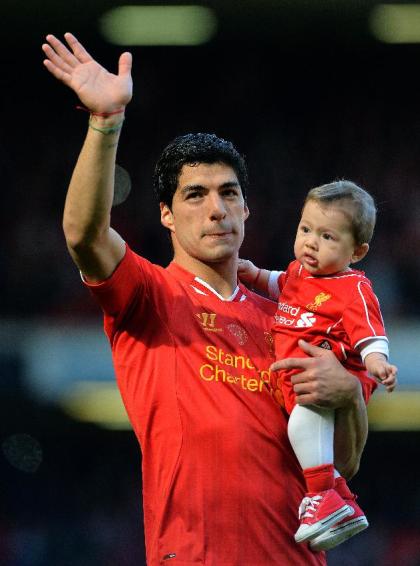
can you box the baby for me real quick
[239,180,397,551]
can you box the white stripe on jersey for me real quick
[193,277,241,302]
[339,342,347,360]
[305,272,365,280]
[327,317,343,335]
[190,285,208,295]
[358,281,378,336]
[355,335,388,349]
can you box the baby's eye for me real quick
[322,233,334,240]
[300,225,310,233]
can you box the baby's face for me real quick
[294,200,359,275]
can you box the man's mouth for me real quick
[203,230,233,238]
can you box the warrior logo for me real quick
[196,312,222,332]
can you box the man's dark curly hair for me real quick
[153,133,249,207]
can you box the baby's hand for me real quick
[365,355,398,393]
[237,258,259,284]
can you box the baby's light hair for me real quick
[304,180,377,244]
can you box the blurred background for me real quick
[1,0,420,564]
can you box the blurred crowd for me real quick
[1,45,419,321]
[1,399,419,565]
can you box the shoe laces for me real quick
[298,495,322,519]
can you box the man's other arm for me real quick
[271,339,368,480]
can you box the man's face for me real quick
[160,162,249,265]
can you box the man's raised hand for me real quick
[42,33,132,113]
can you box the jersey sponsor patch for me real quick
[200,345,271,393]
[296,312,316,328]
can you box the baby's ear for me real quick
[351,242,369,264]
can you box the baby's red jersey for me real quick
[272,260,385,413]
[85,246,325,566]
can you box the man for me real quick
[42,33,368,565]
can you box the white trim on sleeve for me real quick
[268,270,283,301]
[360,338,389,363]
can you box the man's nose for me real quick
[208,194,227,220]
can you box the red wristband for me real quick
[76,105,125,117]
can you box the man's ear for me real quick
[351,242,369,264]
[244,204,250,221]
[160,202,175,232]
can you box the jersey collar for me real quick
[298,262,365,279]
[167,261,247,302]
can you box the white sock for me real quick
[288,404,335,469]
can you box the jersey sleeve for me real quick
[359,338,389,362]
[342,279,388,351]
[269,261,295,298]
[83,244,167,341]
[277,270,288,293]
[268,270,284,299]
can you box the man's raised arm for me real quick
[42,33,133,281]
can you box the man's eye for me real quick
[186,191,201,200]
[222,189,238,197]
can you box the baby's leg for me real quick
[288,404,336,491]
[289,404,353,543]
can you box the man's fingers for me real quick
[290,371,312,385]
[295,394,321,406]
[292,381,312,396]
[64,32,93,63]
[270,357,311,372]
[45,33,93,67]
[42,43,74,75]
[297,339,325,357]
[43,58,72,85]
[45,34,80,67]
[118,52,132,77]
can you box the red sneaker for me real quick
[309,492,368,551]
[294,489,352,543]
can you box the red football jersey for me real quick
[272,260,385,413]
[85,246,325,566]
